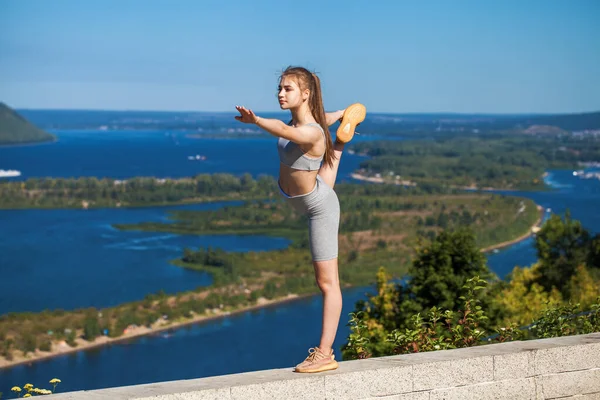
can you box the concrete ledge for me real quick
[48,333,600,400]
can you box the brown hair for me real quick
[280,66,335,168]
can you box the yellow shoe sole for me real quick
[336,103,366,143]
[294,360,339,373]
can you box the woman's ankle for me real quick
[333,140,345,150]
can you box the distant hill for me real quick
[10,108,600,136]
[0,103,55,145]
[522,125,568,135]
[513,111,600,132]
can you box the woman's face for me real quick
[278,76,308,110]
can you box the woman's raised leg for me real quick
[317,141,345,189]
[319,103,366,188]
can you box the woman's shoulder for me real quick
[303,122,324,131]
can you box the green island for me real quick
[0,103,55,146]
[350,134,600,190]
[0,173,276,209]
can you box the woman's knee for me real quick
[316,278,336,293]
[314,269,340,293]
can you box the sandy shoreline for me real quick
[350,173,416,186]
[350,172,525,192]
[480,205,544,253]
[0,293,314,370]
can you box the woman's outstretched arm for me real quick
[235,106,321,145]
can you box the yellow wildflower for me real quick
[11,386,22,392]
[24,394,32,398]
[24,383,34,389]
[41,389,53,394]
[50,378,62,384]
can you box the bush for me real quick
[20,333,37,354]
[65,330,77,347]
[83,314,101,341]
[39,338,52,352]
[263,279,278,300]
[2,338,14,360]
[530,299,600,338]
[343,277,600,361]
[386,277,489,355]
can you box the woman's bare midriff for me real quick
[279,164,320,196]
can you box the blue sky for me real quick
[1,0,599,113]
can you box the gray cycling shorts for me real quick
[279,175,340,261]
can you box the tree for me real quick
[83,313,101,341]
[344,268,398,358]
[350,228,494,332]
[396,228,491,320]
[535,211,591,295]
[493,264,563,327]
[263,280,278,300]
[568,265,600,309]
[588,234,600,271]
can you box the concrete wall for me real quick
[49,332,600,400]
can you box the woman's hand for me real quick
[326,109,346,126]
[235,105,260,124]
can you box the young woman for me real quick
[235,66,366,373]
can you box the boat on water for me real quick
[573,170,600,180]
[0,169,21,178]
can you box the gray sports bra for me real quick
[277,123,325,171]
